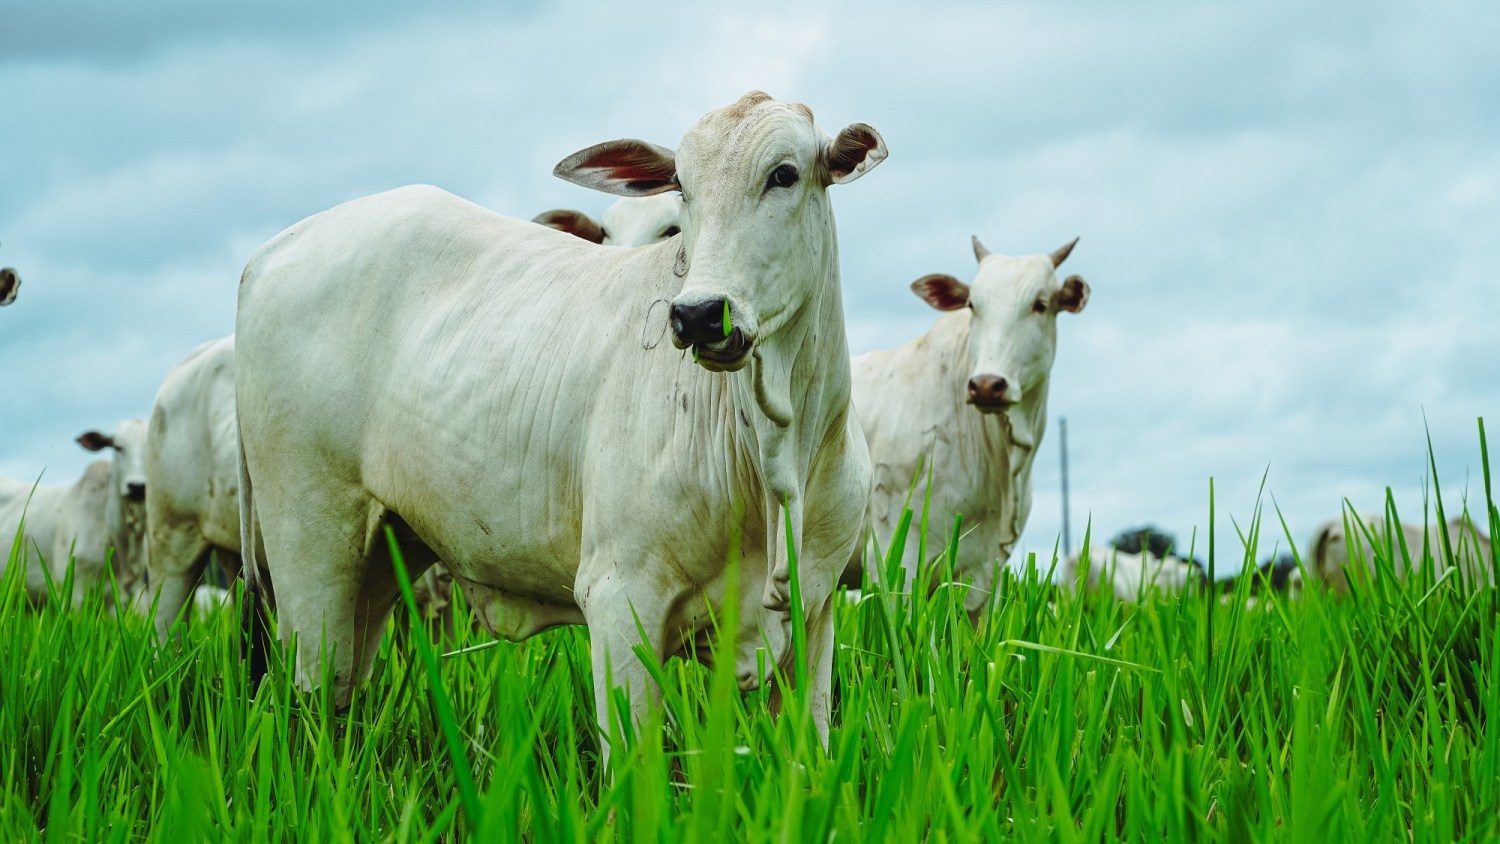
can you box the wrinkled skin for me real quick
[235,92,882,751]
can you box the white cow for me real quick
[848,237,1089,615]
[146,335,460,637]
[533,194,683,247]
[1061,546,1203,600]
[145,336,243,637]
[75,420,150,597]
[1308,513,1494,593]
[0,421,149,604]
[0,267,19,307]
[235,92,883,745]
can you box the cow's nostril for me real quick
[670,298,728,345]
[126,483,146,501]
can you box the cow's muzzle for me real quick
[966,374,1016,412]
[670,296,752,371]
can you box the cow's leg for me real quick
[353,518,441,684]
[255,488,377,709]
[148,524,210,641]
[766,597,837,747]
[579,569,671,767]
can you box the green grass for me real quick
[2,426,1498,841]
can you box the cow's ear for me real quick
[532,210,605,244]
[910,273,970,311]
[824,122,888,185]
[76,430,115,452]
[0,268,17,303]
[1054,275,1090,314]
[553,140,679,197]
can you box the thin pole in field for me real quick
[1060,416,1072,558]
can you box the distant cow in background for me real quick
[145,336,243,638]
[0,267,19,307]
[1,421,149,604]
[848,236,1089,616]
[1062,544,1203,600]
[532,194,683,247]
[75,420,150,596]
[1308,513,1495,593]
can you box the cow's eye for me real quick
[662,225,681,238]
[766,164,799,190]
[1032,299,1048,314]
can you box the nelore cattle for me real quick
[533,194,683,247]
[1308,513,1495,593]
[0,421,148,604]
[1062,545,1202,600]
[145,336,464,637]
[847,236,1088,616]
[235,92,884,747]
[145,337,243,638]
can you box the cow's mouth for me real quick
[692,327,750,370]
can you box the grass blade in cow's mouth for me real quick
[694,326,748,365]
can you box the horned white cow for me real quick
[533,194,684,247]
[848,237,1089,615]
[0,268,19,307]
[145,336,243,638]
[235,92,882,745]
[1308,513,1494,593]
[0,422,149,603]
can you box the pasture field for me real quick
[3,434,1498,841]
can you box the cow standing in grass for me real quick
[145,336,470,638]
[533,194,683,247]
[0,267,19,307]
[1308,513,1495,593]
[235,92,882,745]
[145,336,243,638]
[847,237,1089,616]
[0,422,149,604]
[1062,546,1204,600]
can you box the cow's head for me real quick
[534,195,685,248]
[553,91,887,372]
[77,419,148,502]
[0,268,18,307]
[912,237,1089,412]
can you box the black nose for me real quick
[126,482,146,502]
[967,375,1009,407]
[670,298,727,345]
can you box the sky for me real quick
[2,1,1498,568]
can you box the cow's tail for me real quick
[237,419,272,692]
